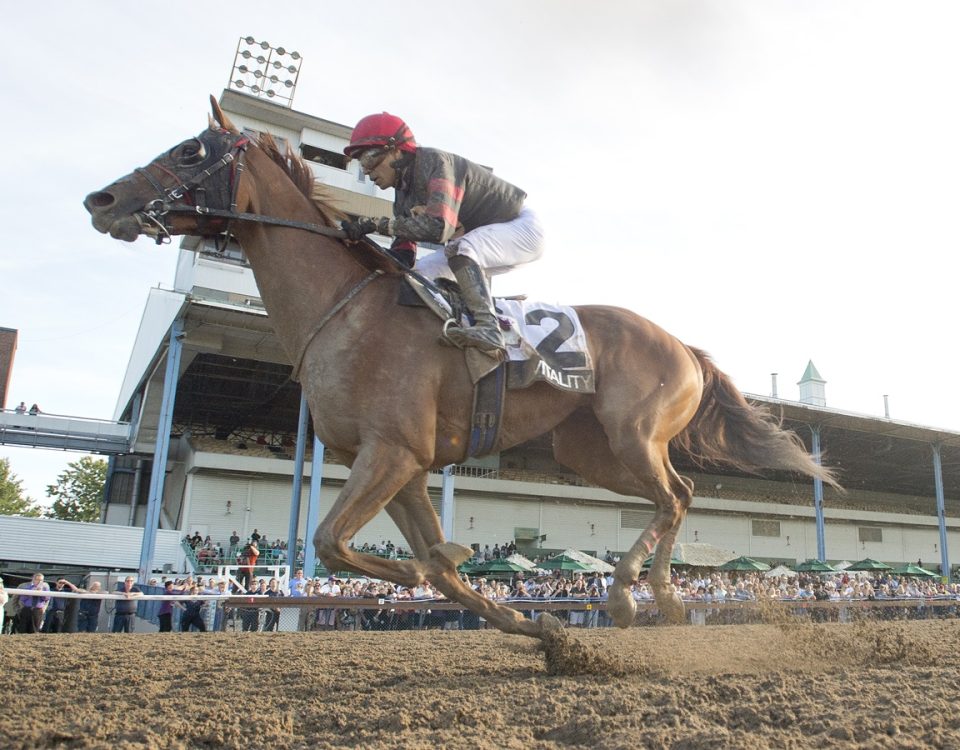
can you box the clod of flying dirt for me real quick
[540,627,640,676]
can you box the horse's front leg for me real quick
[429,568,560,638]
[386,473,559,639]
[384,475,476,574]
[313,443,432,587]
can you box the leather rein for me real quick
[135,129,384,381]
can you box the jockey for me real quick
[341,112,545,354]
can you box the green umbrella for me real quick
[718,556,771,572]
[845,558,893,572]
[890,564,938,578]
[641,553,685,569]
[794,559,837,573]
[474,558,529,574]
[556,550,614,573]
[538,554,591,572]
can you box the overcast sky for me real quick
[2,1,958,502]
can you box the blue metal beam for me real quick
[811,425,826,561]
[932,443,951,580]
[138,319,183,582]
[303,436,325,578]
[440,465,455,540]
[287,389,309,577]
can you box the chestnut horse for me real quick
[85,98,837,640]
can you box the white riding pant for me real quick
[415,206,545,282]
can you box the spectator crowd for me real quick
[183,530,419,575]
[3,527,958,634]
[3,562,959,636]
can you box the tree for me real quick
[0,457,43,517]
[46,456,108,522]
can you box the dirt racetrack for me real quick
[3,618,959,749]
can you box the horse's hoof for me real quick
[428,542,474,567]
[660,593,685,624]
[537,613,563,635]
[512,614,545,638]
[607,585,637,629]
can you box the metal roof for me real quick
[765,396,960,500]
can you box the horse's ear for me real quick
[209,94,238,133]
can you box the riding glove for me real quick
[340,217,393,241]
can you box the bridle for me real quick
[134,127,395,382]
[134,128,347,246]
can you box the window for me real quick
[751,520,781,537]
[514,527,540,541]
[198,238,247,264]
[858,527,883,543]
[425,490,442,515]
[620,509,654,529]
[301,144,347,170]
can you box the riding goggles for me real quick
[357,147,389,172]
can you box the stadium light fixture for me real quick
[228,36,302,108]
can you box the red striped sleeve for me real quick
[428,177,465,203]
[426,202,459,228]
[426,177,464,230]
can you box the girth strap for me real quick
[467,362,507,457]
[290,270,384,382]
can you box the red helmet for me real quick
[344,112,417,157]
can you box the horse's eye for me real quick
[174,139,207,166]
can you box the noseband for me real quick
[135,129,346,245]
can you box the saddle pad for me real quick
[400,274,595,394]
[495,299,595,394]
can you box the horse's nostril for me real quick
[86,191,115,209]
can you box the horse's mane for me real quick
[255,132,347,227]
[253,131,403,275]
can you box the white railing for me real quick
[0,408,130,452]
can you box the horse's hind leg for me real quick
[554,410,693,626]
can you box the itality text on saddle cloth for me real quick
[495,298,595,394]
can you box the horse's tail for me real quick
[672,347,841,490]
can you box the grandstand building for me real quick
[94,89,958,579]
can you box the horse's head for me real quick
[84,97,249,243]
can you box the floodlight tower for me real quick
[228,36,302,107]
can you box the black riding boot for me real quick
[445,255,506,354]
